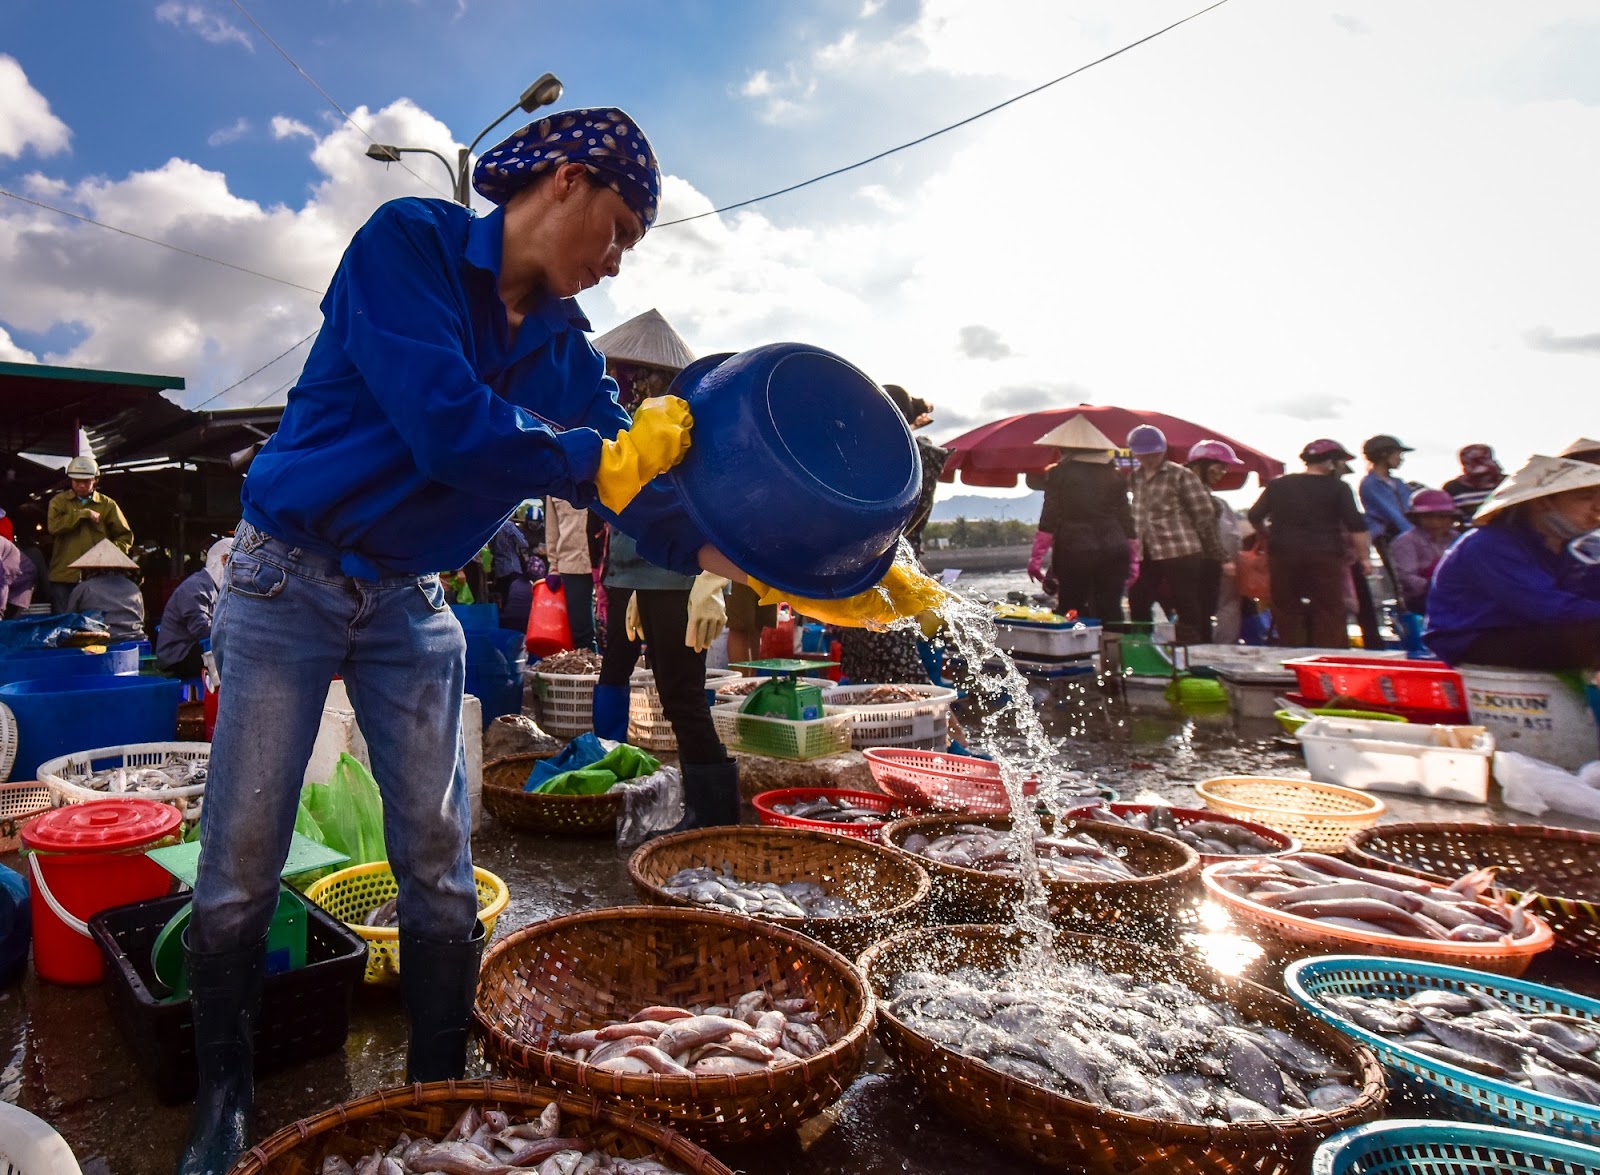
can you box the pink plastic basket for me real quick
[862,748,1037,816]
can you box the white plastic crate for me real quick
[710,703,854,762]
[1295,715,1494,804]
[822,683,957,750]
[627,668,741,751]
[994,618,1102,659]
[38,742,210,820]
[526,670,600,738]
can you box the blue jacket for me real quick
[1359,471,1412,541]
[1424,522,1600,663]
[242,197,706,579]
[155,568,218,669]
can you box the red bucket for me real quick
[22,799,181,984]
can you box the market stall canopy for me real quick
[0,360,184,457]
[592,308,695,373]
[939,405,1285,491]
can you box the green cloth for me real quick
[47,489,134,584]
[535,743,660,795]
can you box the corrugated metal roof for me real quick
[0,361,185,456]
[591,308,695,372]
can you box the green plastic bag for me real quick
[301,753,387,866]
[535,744,660,796]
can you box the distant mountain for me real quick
[928,491,1042,523]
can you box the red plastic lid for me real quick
[22,798,182,853]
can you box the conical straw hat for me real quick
[1559,437,1600,460]
[69,538,138,571]
[1036,414,1118,453]
[1473,455,1600,523]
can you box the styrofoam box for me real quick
[1295,715,1494,804]
[995,619,1102,660]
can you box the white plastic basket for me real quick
[0,703,16,783]
[526,670,600,738]
[37,741,210,820]
[822,683,957,750]
[0,781,52,853]
[994,619,1102,659]
[625,668,741,751]
[1295,716,1494,804]
[711,675,834,703]
[710,703,854,762]
[0,1101,83,1175]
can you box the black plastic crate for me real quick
[89,891,366,1103]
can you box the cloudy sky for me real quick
[1,0,1596,499]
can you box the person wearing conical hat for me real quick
[1029,415,1135,623]
[63,538,146,644]
[1425,456,1600,669]
[1560,438,1600,465]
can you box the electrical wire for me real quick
[653,0,1232,229]
[188,329,319,411]
[0,187,325,295]
[247,371,302,409]
[227,0,457,202]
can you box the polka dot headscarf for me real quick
[472,107,660,231]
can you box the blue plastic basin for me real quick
[0,675,181,780]
[463,628,527,727]
[0,647,119,686]
[667,344,919,599]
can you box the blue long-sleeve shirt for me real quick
[1424,522,1600,663]
[242,197,706,579]
[1359,471,1413,541]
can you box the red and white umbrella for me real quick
[938,406,1284,492]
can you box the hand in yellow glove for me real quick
[595,396,693,513]
[686,574,729,652]
[748,562,949,636]
[625,591,644,643]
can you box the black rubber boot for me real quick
[177,934,266,1175]
[675,759,742,830]
[401,918,487,1083]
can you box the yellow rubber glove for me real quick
[686,574,729,652]
[748,562,948,636]
[625,591,644,642]
[595,396,694,513]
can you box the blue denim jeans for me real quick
[190,521,479,952]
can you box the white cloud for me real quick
[0,326,38,364]
[207,117,250,147]
[0,55,70,160]
[154,2,253,51]
[271,115,315,141]
[741,70,775,98]
[736,66,818,124]
[858,183,904,213]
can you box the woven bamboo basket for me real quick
[1347,821,1600,958]
[481,752,623,836]
[473,905,874,1144]
[1193,776,1384,851]
[879,811,1201,930]
[858,923,1386,1174]
[231,1079,734,1175]
[626,825,932,958]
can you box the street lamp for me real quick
[362,72,564,206]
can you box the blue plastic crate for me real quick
[1314,1119,1600,1175]
[1286,955,1600,1143]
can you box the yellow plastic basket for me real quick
[304,861,510,985]
[1194,775,1385,852]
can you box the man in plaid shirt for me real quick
[1126,425,1226,643]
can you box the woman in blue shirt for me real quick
[1426,456,1600,669]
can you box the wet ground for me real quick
[14,680,1600,1175]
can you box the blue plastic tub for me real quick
[0,675,181,781]
[463,627,526,726]
[1314,1119,1600,1175]
[0,647,117,685]
[667,344,919,599]
[1286,955,1600,1143]
[449,603,500,632]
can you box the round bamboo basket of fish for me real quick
[1347,821,1600,958]
[858,924,1386,1174]
[626,825,932,958]
[231,1079,734,1175]
[482,751,623,836]
[473,905,874,1144]
[879,811,1201,930]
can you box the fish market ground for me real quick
[13,705,1600,1175]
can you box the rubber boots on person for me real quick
[401,918,487,1083]
[177,934,267,1175]
[674,759,742,830]
[591,683,630,743]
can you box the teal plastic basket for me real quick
[1286,955,1600,1143]
[1314,1119,1600,1175]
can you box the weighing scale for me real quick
[146,832,349,1001]
[731,659,838,721]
